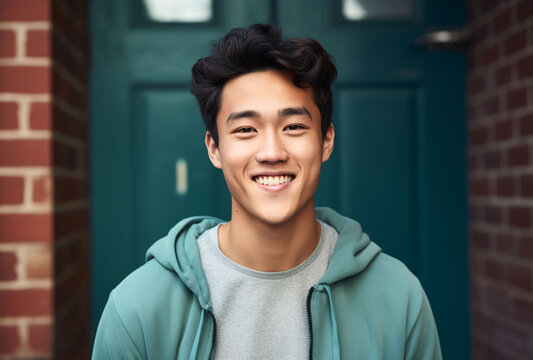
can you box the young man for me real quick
[93,24,441,359]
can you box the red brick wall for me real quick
[468,0,533,358]
[0,0,90,359]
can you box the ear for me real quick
[321,123,335,163]
[205,131,222,169]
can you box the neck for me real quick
[218,202,320,272]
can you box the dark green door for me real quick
[91,0,467,358]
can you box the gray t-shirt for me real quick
[197,221,338,360]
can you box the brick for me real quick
[33,175,51,203]
[509,206,531,228]
[470,204,484,222]
[471,255,484,278]
[471,230,490,250]
[26,29,50,58]
[471,24,487,44]
[468,104,479,120]
[485,206,503,223]
[51,33,89,85]
[0,0,50,21]
[0,139,51,166]
[53,141,79,170]
[52,69,86,111]
[507,264,533,292]
[513,297,533,327]
[506,87,527,110]
[481,43,499,66]
[517,54,533,79]
[495,119,512,141]
[0,288,51,317]
[497,176,515,196]
[52,2,89,57]
[29,324,51,353]
[0,214,53,243]
[470,126,489,145]
[469,153,480,171]
[25,246,52,279]
[53,104,88,140]
[29,102,51,130]
[0,30,16,58]
[482,96,499,116]
[504,30,526,56]
[485,258,506,282]
[484,287,511,315]
[484,150,500,169]
[495,233,517,256]
[520,113,533,136]
[55,176,88,202]
[507,144,529,167]
[0,102,18,130]
[0,176,24,204]
[495,64,511,86]
[520,236,533,259]
[56,263,86,302]
[522,174,533,197]
[469,76,485,95]
[517,0,533,21]
[479,0,498,14]
[0,66,50,94]
[0,251,17,281]
[494,8,511,33]
[55,209,88,238]
[0,326,20,354]
[471,178,490,196]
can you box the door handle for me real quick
[175,158,188,195]
[414,27,470,50]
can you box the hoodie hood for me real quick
[315,207,381,285]
[146,215,223,310]
[145,207,381,306]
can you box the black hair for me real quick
[190,24,337,145]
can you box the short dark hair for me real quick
[190,24,337,145]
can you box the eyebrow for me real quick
[279,107,312,119]
[226,110,260,123]
[225,107,312,123]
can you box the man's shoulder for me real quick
[109,259,195,323]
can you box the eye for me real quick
[235,127,255,133]
[285,124,306,131]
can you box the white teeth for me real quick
[254,175,293,185]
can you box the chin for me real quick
[251,203,307,226]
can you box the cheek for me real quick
[218,142,249,172]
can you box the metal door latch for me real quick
[414,27,470,50]
[176,158,188,195]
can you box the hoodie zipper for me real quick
[208,310,217,360]
[306,286,315,360]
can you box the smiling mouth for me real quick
[253,175,295,186]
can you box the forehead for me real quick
[218,70,315,113]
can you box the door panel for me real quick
[337,88,417,268]
[133,89,226,253]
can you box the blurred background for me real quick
[0,0,531,359]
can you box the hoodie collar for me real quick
[315,207,381,286]
[145,208,381,307]
[145,216,223,310]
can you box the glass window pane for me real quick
[343,0,413,21]
[143,0,212,23]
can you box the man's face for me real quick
[205,69,334,225]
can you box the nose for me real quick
[255,130,289,163]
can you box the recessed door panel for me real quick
[338,88,417,268]
[133,89,229,253]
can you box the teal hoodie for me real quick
[92,208,442,359]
